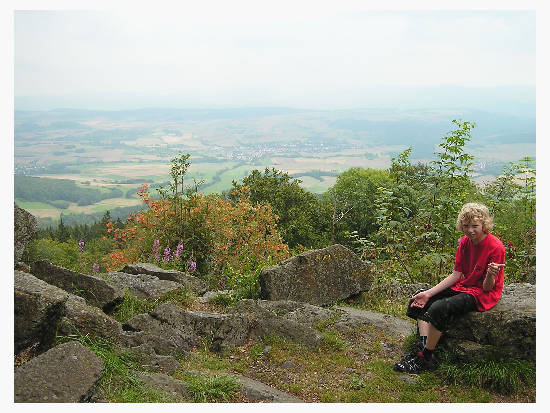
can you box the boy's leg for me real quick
[395,292,476,373]
[418,320,429,337]
[425,323,442,350]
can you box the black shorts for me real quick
[406,288,477,332]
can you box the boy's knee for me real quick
[423,300,447,331]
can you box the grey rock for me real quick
[397,374,419,384]
[333,306,416,338]
[285,303,342,326]
[124,302,250,354]
[14,203,37,264]
[198,290,234,303]
[102,271,184,301]
[14,270,68,354]
[151,302,251,353]
[231,299,340,327]
[128,343,183,375]
[281,360,298,369]
[58,294,125,342]
[123,311,195,355]
[441,283,536,361]
[230,299,323,349]
[260,244,373,306]
[368,280,431,301]
[233,374,303,402]
[121,263,208,295]
[31,260,124,311]
[132,371,189,401]
[14,341,104,402]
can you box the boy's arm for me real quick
[411,271,462,308]
[427,270,463,296]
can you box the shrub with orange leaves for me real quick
[102,177,290,286]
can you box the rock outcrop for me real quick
[124,302,252,354]
[441,283,536,362]
[14,203,37,264]
[121,263,208,295]
[31,260,124,311]
[101,271,184,301]
[14,340,104,402]
[259,244,373,306]
[14,270,68,354]
[13,247,537,402]
[58,293,126,342]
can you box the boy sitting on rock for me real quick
[394,202,506,373]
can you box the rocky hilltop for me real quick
[13,205,536,402]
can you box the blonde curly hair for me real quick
[456,202,494,233]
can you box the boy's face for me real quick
[462,219,486,244]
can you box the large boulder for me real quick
[31,260,124,311]
[14,271,68,354]
[367,280,431,301]
[230,299,413,343]
[101,271,184,301]
[259,244,373,306]
[14,203,37,264]
[14,340,104,402]
[121,263,208,295]
[440,283,536,362]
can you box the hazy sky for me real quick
[13,4,537,111]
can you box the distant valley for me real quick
[14,106,536,226]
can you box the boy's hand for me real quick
[487,262,505,277]
[410,291,430,308]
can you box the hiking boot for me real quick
[394,351,437,374]
[401,340,424,360]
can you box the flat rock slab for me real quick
[232,374,303,402]
[31,260,124,311]
[121,263,208,295]
[184,370,303,403]
[333,306,416,338]
[14,341,105,402]
[14,270,68,353]
[260,244,373,306]
[102,271,183,301]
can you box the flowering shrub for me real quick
[101,161,290,290]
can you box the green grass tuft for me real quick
[438,355,536,395]
[109,288,195,323]
[182,373,240,402]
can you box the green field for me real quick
[14,107,535,224]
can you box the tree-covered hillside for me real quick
[15,176,124,207]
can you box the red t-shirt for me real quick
[452,233,506,311]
